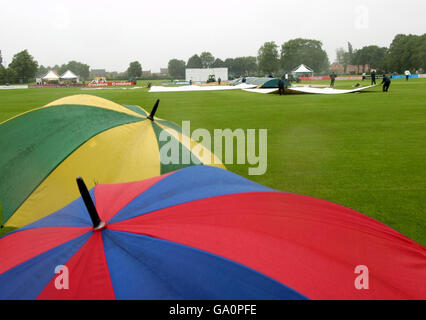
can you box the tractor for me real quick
[206,75,216,83]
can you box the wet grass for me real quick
[1,78,425,245]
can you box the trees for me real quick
[280,38,329,73]
[200,52,215,68]
[55,64,67,76]
[127,61,142,79]
[335,47,352,73]
[258,41,279,75]
[347,42,354,65]
[0,65,7,84]
[212,58,226,68]
[7,68,17,83]
[335,34,425,74]
[66,61,90,80]
[168,59,186,79]
[36,61,90,80]
[385,34,426,73]
[224,58,234,71]
[187,54,203,68]
[186,52,217,68]
[385,34,408,73]
[411,34,426,72]
[37,65,48,77]
[412,34,426,72]
[0,65,17,84]
[223,56,258,77]
[233,57,258,76]
[352,46,388,72]
[223,58,235,77]
[8,50,38,83]
[244,57,258,75]
[335,47,346,65]
[51,64,61,74]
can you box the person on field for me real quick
[405,70,411,81]
[218,77,221,85]
[381,74,391,92]
[330,72,337,88]
[278,78,285,95]
[371,70,376,85]
[362,72,366,81]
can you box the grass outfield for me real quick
[1,78,425,245]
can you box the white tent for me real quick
[60,70,78,80]
[292,64,314,74]
[42,70,60,81]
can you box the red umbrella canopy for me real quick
[0,166,425,300]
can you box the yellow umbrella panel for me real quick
[0,95,224,228]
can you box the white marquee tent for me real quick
[292,64,314,76]
[42,70,60,81]
[60,70,78,80]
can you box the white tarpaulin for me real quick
[243,88,279,94]
[243,85,378,95]
[285,85,377,94]
[149,83,256,93]
[150,83,377,95]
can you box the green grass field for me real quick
[1,78,425,245]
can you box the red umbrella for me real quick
[0,166,425,299]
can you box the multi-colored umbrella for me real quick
[0,166,424,300]
[0,95,224,229]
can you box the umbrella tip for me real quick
[147,99,160,121]
[94,221,106,231]
[76,176,105,231]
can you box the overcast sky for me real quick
[1,0,425,72]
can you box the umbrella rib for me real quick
[76,177,105,230]
[147,99,160,121]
